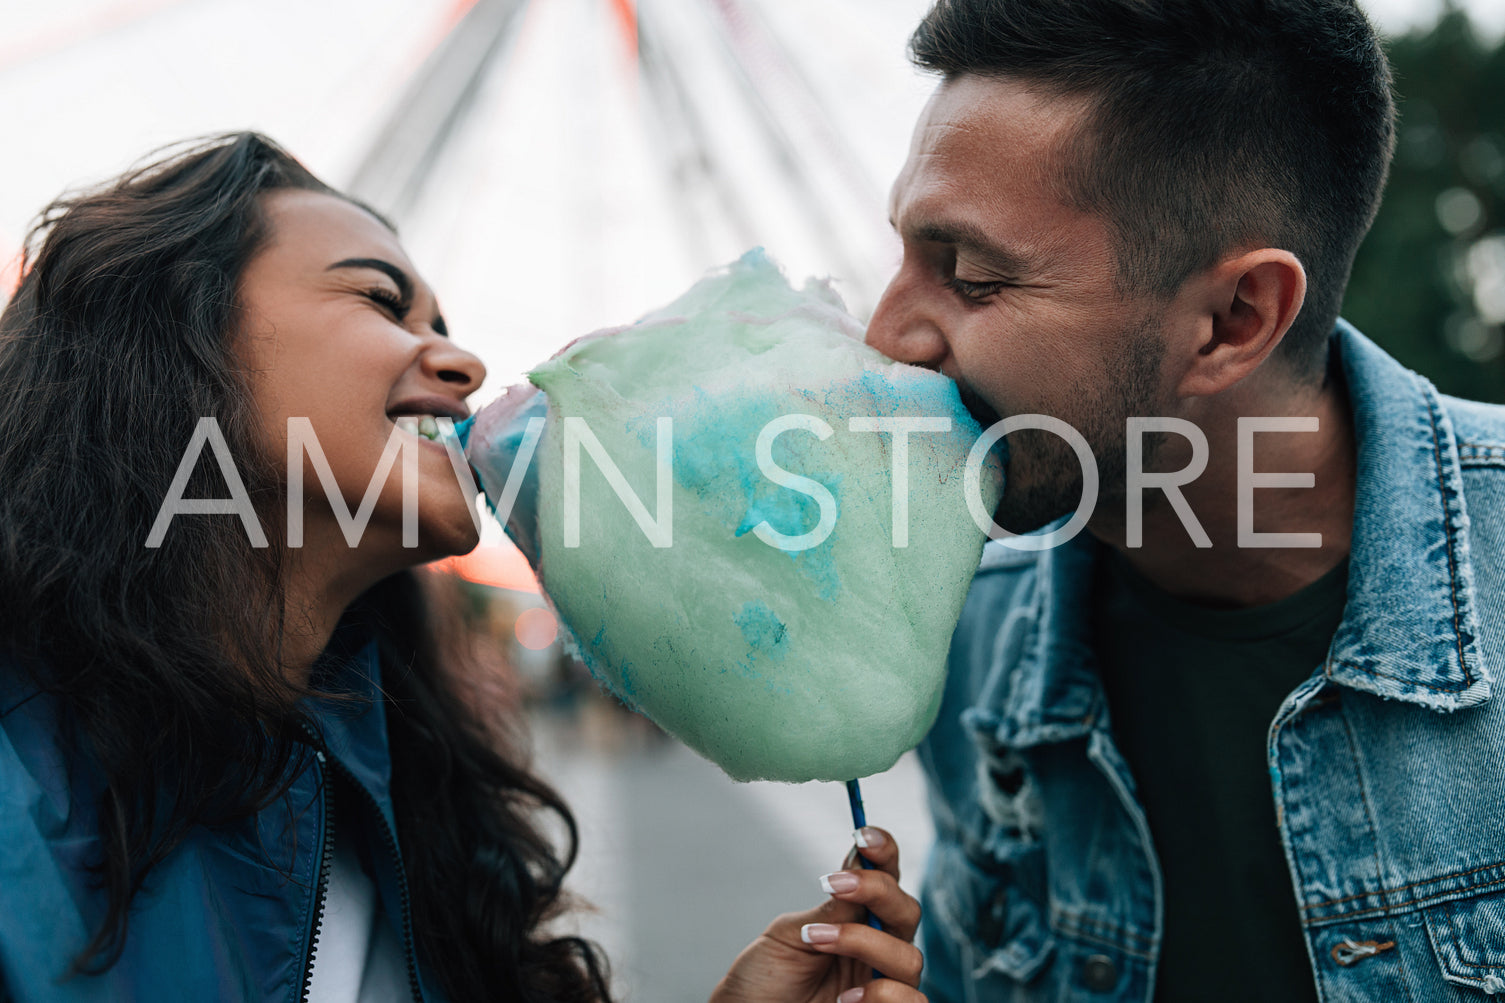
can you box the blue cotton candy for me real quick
[468,250,1004,782]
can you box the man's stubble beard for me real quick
[993,314,1167,536]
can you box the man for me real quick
[866,0,1505,1000]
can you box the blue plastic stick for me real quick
[845,779,884,932]
[845,779,885,982]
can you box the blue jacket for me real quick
[918,322,1505,1002]
[0,620,444,1002]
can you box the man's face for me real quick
[867,74,1173,535]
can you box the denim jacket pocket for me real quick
[1422,886,1505,995]
[930,830,1056,984]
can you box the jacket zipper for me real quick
[296,727,425,1003]
[299,748,336,1003]
[322,753,425,1003]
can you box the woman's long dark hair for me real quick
[0,132,609,1001]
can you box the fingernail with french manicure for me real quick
[853,827,885,849]
[801,923,840,945]
[838,988,866,1003]
[820,871,860,894]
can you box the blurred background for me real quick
[1,0,1500,998]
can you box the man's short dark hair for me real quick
[910,0,1397,378]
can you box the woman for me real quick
[0,133,925,1002]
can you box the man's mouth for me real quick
[954,379,1003,432]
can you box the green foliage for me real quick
[1343,6,1505,403]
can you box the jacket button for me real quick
[1082,954,1118,992]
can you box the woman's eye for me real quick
[945,276,1008,303]
[364,286,409,319]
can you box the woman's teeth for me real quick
[393,415,443,441]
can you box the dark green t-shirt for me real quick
[1090,549,1349,1003]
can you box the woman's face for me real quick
[237,189,487,572]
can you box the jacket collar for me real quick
[304,613,398,824]
[1323,320,1490,710]
[970,321,1491,750]
[966,535,1106,749]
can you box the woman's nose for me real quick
[421,338,487,397]
[865,268,949,369]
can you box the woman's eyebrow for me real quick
[326,257,413,302]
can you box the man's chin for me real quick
[991,484,1077,537]
[990,511,1060,538]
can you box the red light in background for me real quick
[1,243,20,305]
[514,607,558,650]
[433,539,541,594]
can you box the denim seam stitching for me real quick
[1300,860,1505,911]
[1457,441,1505,469]
[1396,920,1423,1003]
[1047,915,1155,960]
[1323,397,1475,694]
[1445,900,1505,969]
[1329,706,1391,924]
[1427,392,1473,688]
[1271,696,1317,918]
[1046,926,1153,963]
[1325,658,1471,692]
[1049,902,1155,949]
[1303,873,1505,921]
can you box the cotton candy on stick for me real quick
[464,250,1005,783]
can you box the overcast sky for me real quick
[1,0,1499,383]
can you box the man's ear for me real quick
[1176,248,1306,398]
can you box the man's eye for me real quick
[945,276,1008,302]
[365,286,409,319]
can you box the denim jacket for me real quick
[917,322,1505,1002]
[0,621,443,1002]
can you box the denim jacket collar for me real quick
[964,321,1492,752]
[1324,320,1490,710]
[961,538,1105,750]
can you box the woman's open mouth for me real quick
[389,414,444,441]
[387,396,470,444]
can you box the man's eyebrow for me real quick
[910,221,1033,277]
[326,257,414,302]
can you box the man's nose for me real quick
[865,268,949,370]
